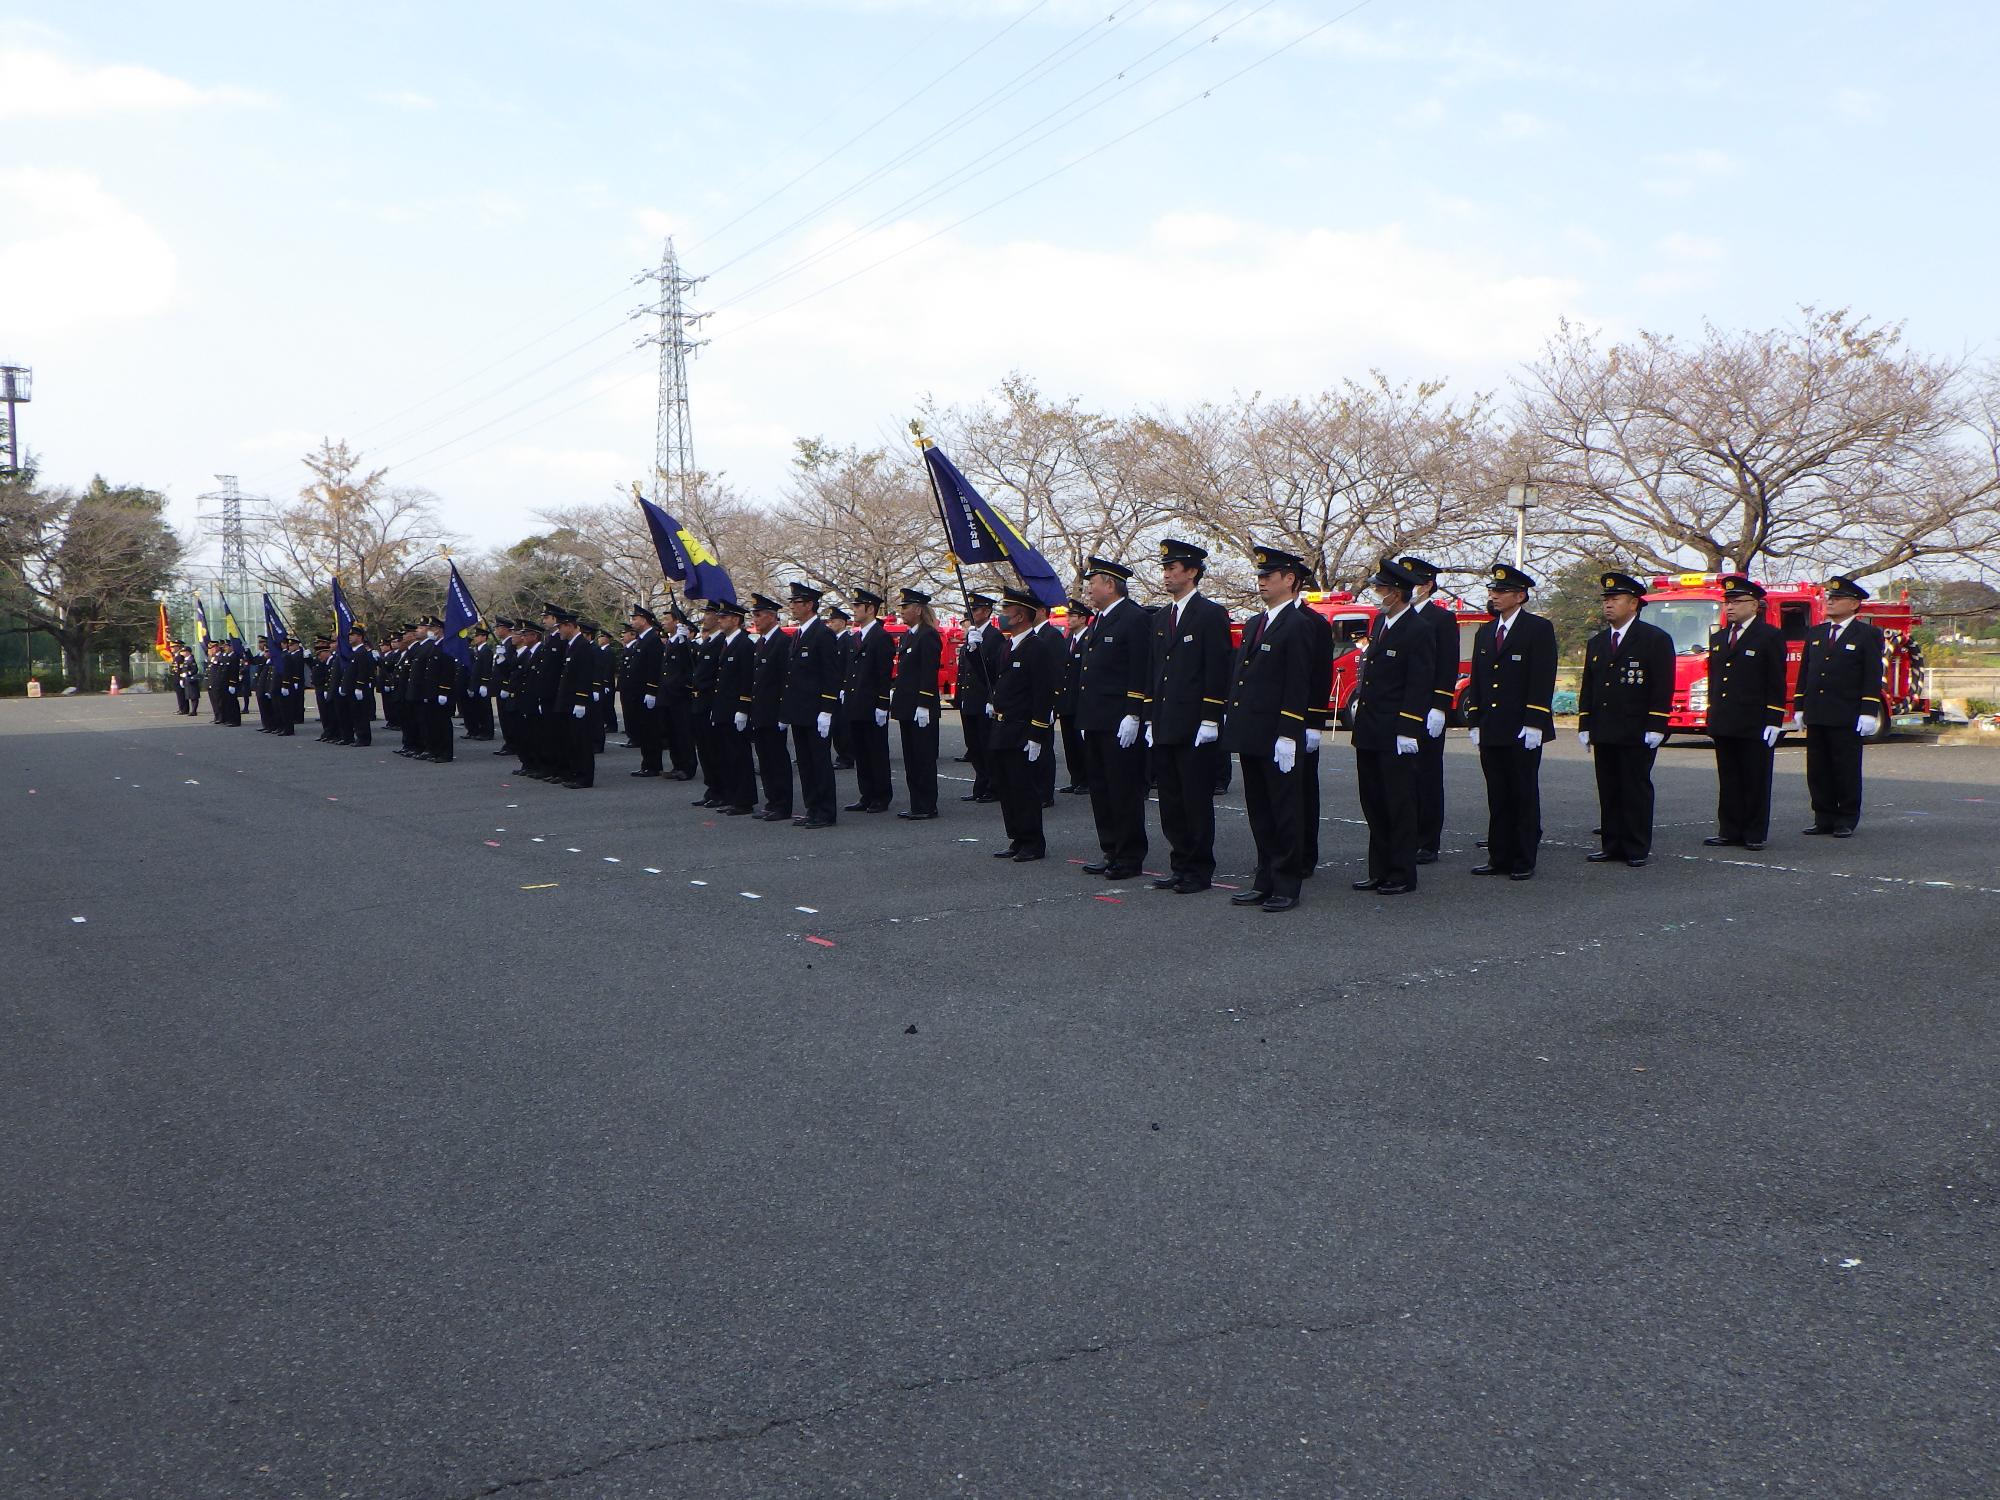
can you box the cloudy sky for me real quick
[5,0,1995,563]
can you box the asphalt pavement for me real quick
[4,694,1996,1498]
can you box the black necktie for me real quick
[1494,619,1507,652]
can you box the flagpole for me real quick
[910,426,972,607]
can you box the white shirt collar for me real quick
[1497,605,1524,629]
[1379,603,1409,630]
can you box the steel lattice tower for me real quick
[198,474,264,611]
[634,238,709,508]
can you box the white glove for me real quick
[1857,715,1880,736]
[1304,728,1321,755]
[591,691,600,702]
[839,690,846,704]
[984,702,996,719]
[1026,741,1041,763]
[733,712,748,732]
[1144,723,1154,748]
[353,688,364,700]
[643,694,656,710]
[1787,713,1804,732]
[1577,730,1590,748]
[914,707,929,729]
[1426,708,1445,738]
[571,704,586,719]
[1274,736,1296,774]
[1468,727,1481,748]
[280,688,290,697]
[500,690,511,700]
[874,708,888,727]
[1762,725,1780,747]
[1518,726,1543,751]
[1195,721,1218,747]
[1395,735,1419,755]
[1643,731,1665,749]
[437,694,449,706]
[778,721,789,733]
[1117,714,1140,749]
[479,686,489,698]
[816,711,832,738]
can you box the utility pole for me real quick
[1,365,31,477]
[632,237,709,511]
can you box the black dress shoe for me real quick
[1102,867,1140,881]
[975,795,999,804]
[670,770,697,781]
[1351,877,1381,891]
[493,749,513,756]
[1832,827,1854,838]
[1625,856,1649,867]
[1042,798,1056,809]
[1702,835,1737,847]
[723,806,755,816]
[630,769,660,778]
[832,759,854,771]
[1150,876,1181,890]
[1470,864,1501,876]
[1508,869,1535,881]
[1081,861,1110,875]
[562,779,584,789]
[1174,879,1210,894]
[798,818,834,829]
[1375,882,1413,895]
[694,796,717,806]
[865,803,890,814]
[1414,850,1438,865]
[961,793,983,801]
[844,801,869,812]
[1229,889,1271,906]
[1802,825,1831,835]
[1012,850,1045,862]
[1061,785,1088,795]
[897,810,937,820]
[1585,851,1617,863]
[1742,840,1765,851]
[993,846,1021,858]
[1261,896,1299,912]
[1475,838,1489,848]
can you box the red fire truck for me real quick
[1299,590,1492,727]
[1641,573,1931,737]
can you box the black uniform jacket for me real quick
[987,629,1057,751]
[1073,596,1154,733]
[890,624,942,719]
[1349,606,1437,753]
[1578,617,1674,746]
[1464,610,1558,742]
[1222,604,1312,758]
[1706,617,1788,737]
[1790,617,1885,727]
[1147,592,1232,746]
[780,617,844,725]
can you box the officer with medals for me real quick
[1704,575,1786,850]
[1465,563,1557,879]
[841,588,896,813]
[747,593,795,820]
[892,588,944,819]
[1348,557,1437,895]
[1144,538,1232,894]
[1073,557,1152,880]
[1578,570,1675,865]
[985,586,1058,861]
[1399,556,1461,864]
[780,583,843,828]
[1789,573,1885,837]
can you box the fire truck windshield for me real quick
[1646,600,1719,655]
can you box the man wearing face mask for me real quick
[1464,564,1557,880]
[1348,557,1438,895]
[1398,556,1462,865]
[1704,576,1787,850]
[1789,573,1885,838]
[1578,571,1675,866]
[1224,544,1315,912]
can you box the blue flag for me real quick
[331,576,355,660]
[638,495,737,606]
[263,593,290,653]
[921,443,1066,609]
[192,595,211,655]
[443,561,481,672]
[218,592,246,655]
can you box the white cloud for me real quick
[1636,231,1728,296]
[373,89,437,111]
[0,43,267,120]
[0,168,178,336]
[1496,110,1548,140]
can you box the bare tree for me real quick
[1516,309,2000,579]
[768,439,947,598]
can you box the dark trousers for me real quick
[1059,713,1086,789]
[314,691,331,737]
[1084,730,1149,869]
[631,700,664,773]
[1713,733,1774,843]
[1478,742,1542,873]
[993,743,1045,854]
[898,716,939,815]
[1592,741,1658,858]
[1415,729,1445,853]
[664,698,698,776]
[257,693,276,730]
[602,695,618,736]
[1035,723,1057,803]
[349,697,372,746]
[1301,741,1321,871]
[693,706,718,796]
[962,705,993,796]
[753,725,794,815]
[463,691,494,739]
[1240,753,1305,900]
[1355,746,1419,887]
[567,714,596,785]
[424,701,454,761]
[1154,741,1219,884]
[831,711,853,767]
[792,721,837,823]
[849,716,893,807]
[714,720,755,808]
[218,690,240,725]
[1804,723,1864,831]
[401,703,422,752]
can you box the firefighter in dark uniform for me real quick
[418,617,457,761]
[253,637,276,731]
[285,638,307,729]
[533,603,572,779]
[340,624,375,746]
[617,623,639,746]
[827,603,856,771]
[1349,557,1438,895]
[593,626,617,751]
[461,624,496,741]
[1704,575,1787,850]
[1144,538,1232,893]
[956,594,1006,801]
[395,624,427,755]
[210,644,242,725]
[1400,556,1461,863]
[1074,557,1153,879]
[986,587,1058,861]
[1578,570,1675,865]
[173,644,201,715]
[510,621,553,778]
[1031,608,1066,807]
[490,619,520,758]
[378,630,403,735]
[747,594,795,819]
[1225,544,1315,911]
[1465,563,1557,880]
[661,606,699,780]
[1293,576,1333,876]
[554,611,598,788]
[311,636,337,740]
[841,588,896,813]
[1789,573,1885,837]
[709,600,758,814]
[690,603,724,806]
[1056,598,1092,795]
[625,605,666,776]
[781,582,842,828]
[892,587,943,819]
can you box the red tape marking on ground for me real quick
[1094,895,1122,904]
[805,935,836,947]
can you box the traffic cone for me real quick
[108,676,120,695]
